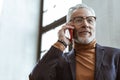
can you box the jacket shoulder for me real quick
[97,43,120,54]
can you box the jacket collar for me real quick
[67,49,76,80]
[95,43,105,80]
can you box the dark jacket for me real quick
[29,44,120,80]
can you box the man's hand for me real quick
[58,23,74,46]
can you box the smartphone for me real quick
[68,29,73,42]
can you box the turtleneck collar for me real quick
[74,39,96,51]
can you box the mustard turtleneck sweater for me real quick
[74,39,96,80]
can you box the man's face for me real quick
[70,8,96,44]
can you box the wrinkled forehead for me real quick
[71,8,95,19]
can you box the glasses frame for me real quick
[70,16,96,25]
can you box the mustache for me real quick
[78,29,91,33]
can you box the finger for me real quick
[62,24,74,30]
[66,22,75,29]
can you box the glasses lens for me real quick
[74,17,83,24]
[86,16,96,24]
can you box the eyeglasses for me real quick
[70,16,96,25]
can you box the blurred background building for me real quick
[0,0,120,80]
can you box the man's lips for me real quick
[79,31,90,33]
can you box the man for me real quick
[29,3,120,80]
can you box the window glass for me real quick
[43,0,82,26]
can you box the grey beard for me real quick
[74,33,95,44]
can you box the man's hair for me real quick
[66,3,96,22]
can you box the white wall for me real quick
[83,0,120,48]
[0,0,40,80]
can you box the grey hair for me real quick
[66,3,96,22]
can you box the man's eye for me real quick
[87,19,94,23]
[75,18,82,22]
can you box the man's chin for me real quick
[74,37,94,44]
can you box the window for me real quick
[41,0,82,58]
